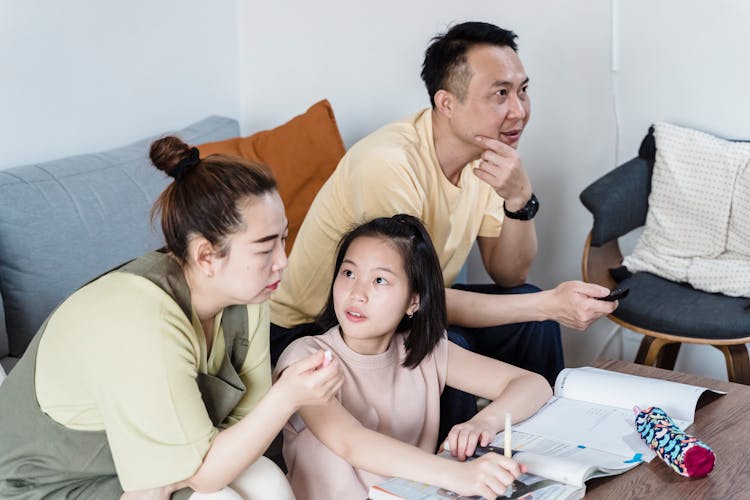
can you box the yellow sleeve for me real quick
[477,191,505,238]
[223,304,272,428]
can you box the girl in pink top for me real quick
[275,214,551,500]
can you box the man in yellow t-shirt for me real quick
[270,22,617,440]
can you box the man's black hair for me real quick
[421,21,519,107]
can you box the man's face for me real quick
[448,44,531,152]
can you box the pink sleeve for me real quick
[272,337,320,381]
[434,332,450,392]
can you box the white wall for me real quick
[0,0,240,170]
[616,0,750,160]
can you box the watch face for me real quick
[528,196,539,211]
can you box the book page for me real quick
[506,473,584,500]
[369,472,583,500]
[511,397,656,460]
[491,430,642,488]
[553,367,724,424]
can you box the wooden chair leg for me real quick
[655,342,681,371]
[718,344,750,385]
[635,336,673,367]
[635,337,654,365]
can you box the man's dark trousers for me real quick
[438,283,563,446]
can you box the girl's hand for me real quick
[450,453,526,499]
[274,350,344,410]
[441,418,495,461]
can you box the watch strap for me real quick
[503,193,539,221]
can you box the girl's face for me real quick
[333,236,419,355]
[212,191,288,305]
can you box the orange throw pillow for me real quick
[198,99,345,253]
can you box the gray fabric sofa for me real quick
[0,116,240,374]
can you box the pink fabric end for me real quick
[684,445,715,478]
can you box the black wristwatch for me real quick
[503,193,539,221]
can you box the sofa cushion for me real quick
[198,99,345,253]
[614,271,750,340]
[0,116,239,359]
[0,291,7,363]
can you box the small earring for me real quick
[407,312,414,319]
[207,270,214,278]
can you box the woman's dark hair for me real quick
[149,136,277,264]
[317,214,447,369]
[421,21,519,107]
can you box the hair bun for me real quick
[149,136,196,178]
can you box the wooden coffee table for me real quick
[585,359,750,499]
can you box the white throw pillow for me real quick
[727,158,750,256]
[623,122,750,297]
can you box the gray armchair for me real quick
[579,130,750,384]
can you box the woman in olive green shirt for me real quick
[0,136,343,499]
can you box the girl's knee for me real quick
[189,486,243,500]
[187,457,293,500]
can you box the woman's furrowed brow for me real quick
[251,234,278,244]
[251,224,289,244]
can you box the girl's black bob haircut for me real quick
[316,214,447,368]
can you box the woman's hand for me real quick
[448,453,526,499]
[273,350,344,411]
[441,417,495,461]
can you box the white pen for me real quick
[504,412,512,458]
[322,349,333,367]
[504,413,513,498]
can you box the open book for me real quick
[369,366,723,499]
[490,366,724,489]
[369,466,584,500]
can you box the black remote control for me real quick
[598,287,629,301]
